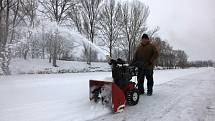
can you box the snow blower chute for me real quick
[89,58,139,113]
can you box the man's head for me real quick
[141,34,150,45]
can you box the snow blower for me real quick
[89,58,139,113]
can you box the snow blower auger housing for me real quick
[89,58,139,113]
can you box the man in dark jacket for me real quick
[132,34,159,96]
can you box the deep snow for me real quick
[0,67,215,121]
[9,59,111,75]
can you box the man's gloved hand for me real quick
[149,59,153,65]
[129,61,134,66]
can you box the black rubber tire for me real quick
[126,89,139,106]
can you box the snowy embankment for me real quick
[9,59,111,74]
[0,67,215,121]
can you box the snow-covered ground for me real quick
[9,59,111,74]
[0,67,215,121]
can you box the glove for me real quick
[149,59,153,65]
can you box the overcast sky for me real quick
[135,0,215,61]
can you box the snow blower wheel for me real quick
[126,89,139,106]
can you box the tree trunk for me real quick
[23,50,28,60]
[109,46,112,58]
[88,48,91,65]
[127,41,131,63]
[52,46,57,67]
[1,48,11,75]
[49,54,52,63]
[0,0,11,75]
[42,48,45,59]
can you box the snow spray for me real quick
[31,21,109,60]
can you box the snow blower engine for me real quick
[89,58,139,113]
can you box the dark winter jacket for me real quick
[132,42,159,70]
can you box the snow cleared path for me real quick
[0,68,215,121]
[92,68,215,121]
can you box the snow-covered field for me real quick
[0,67,215,121]
[9,59,111,75]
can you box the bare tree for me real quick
[39,0,76,67]
[0,0,21,75]
[0,0,8,74]
[68,0,104,63]
[175,50,188,68]
[152,36,189,69]
[79,0,103,64]
[19,0,38,59]
[38,0,76,23]
[67,3,83,33]
[98,0,122,58]
[148,26,160,38]
[120,1,149,62]
[20,0,37,27]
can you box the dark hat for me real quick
[142,34,149,40]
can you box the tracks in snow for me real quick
[90,69,215,121]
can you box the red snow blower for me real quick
[89,58,139,113]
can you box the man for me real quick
[131,34,159,96]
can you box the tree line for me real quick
[188,60,214,67]
[152,36,188,68]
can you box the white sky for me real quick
[37,0,214,61]
[125,0,215,61]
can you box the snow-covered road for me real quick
[0,68,215,121]
[92,68,215,121]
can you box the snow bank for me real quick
[9,58,111,75]
[10,58,211,76]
